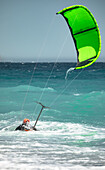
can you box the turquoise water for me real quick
[0,62,105,169]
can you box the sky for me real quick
[0,0,105,62]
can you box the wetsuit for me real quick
[15,124,37,131]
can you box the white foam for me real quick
[1,121,105,169]
[74,93,81,96]
[0,161,105,170]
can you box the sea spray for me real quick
[65,67,75,79]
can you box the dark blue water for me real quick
[0,62,105,169]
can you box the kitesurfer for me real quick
[15,118,37,131]
[15,102,49,131]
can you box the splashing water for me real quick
[65,67,75,79]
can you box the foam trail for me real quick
[65,67,75,79]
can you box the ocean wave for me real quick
[90,90,105,95]
[83,90,105,99]
[72,90,105,98]
[32,121,105,142]
[0,85,56,93]
[0,163,105,170]
[0,121,105,168]
[4,120,104,140]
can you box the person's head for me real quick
[23,119,30,125]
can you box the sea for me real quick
[0,62,105,170]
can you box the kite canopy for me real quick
[57,5,101,69]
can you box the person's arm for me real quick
[15,125,22,131]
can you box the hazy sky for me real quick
[0,0,105,62]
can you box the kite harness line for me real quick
[21,15,56,111]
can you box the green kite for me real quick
[57,5,101,69]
